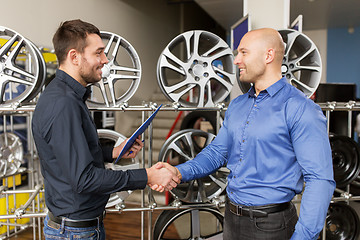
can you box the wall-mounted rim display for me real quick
[87,31,142,107]
[97,129,140,208]
[157,30,236,107]
[0,132,23,177]
[158,129,228,203]
[238,29,322,98]
[0,26,46,107]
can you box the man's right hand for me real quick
[146,164,180,192]
[148,162,182,192]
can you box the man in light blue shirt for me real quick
[153,28,335,239]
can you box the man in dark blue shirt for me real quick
[32,19,179,240]
[153,28,335,239]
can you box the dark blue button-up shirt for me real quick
[32,69,147,219]
[177,77,335,239]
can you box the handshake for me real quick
[146,162,182,192]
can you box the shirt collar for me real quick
[56,69,91,102]
[248,77,287,98]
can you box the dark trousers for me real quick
[223,201,298,240]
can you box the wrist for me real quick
[175,167,182,180]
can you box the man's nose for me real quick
[102,53,109,64]
[233,54,241,66]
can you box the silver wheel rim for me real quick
[157,30,236,107]
[158,129,228,203]
[97,129,139,208]
[0,132,23,177]
[280,29,322,97]
[0,26,45,107]
[237,29,322,97]
[88,31,142,107]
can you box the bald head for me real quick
[245,28,285,65]
[234,28,285,90]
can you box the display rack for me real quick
[0,101,359,239]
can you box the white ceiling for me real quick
[194,0,360,31]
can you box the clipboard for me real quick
[114,104,163,164]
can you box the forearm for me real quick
[291,178,335,239]
[78,166,148,194]
[177,145,226,182]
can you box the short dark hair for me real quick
[52,19,101,65]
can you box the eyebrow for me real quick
[96,47,105,52]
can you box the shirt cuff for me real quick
[102,145,114,163]
[126,168,148,189]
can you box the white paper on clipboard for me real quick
[114,104,163,164]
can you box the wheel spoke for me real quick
[162,48,186,70]
[111,36,121,59]
[284,31,300,58]
[167,142,192,161]
[204,81,214,107]
[294,64,321,73]
[211,72,233,92]
[209,174,227,189]
[163,79,194,94]
[290,77,315,94]
[208,48,232,61]
[292,45,317,64]
[166,82,196,103]
[190,209,201,238]
[104,34,115,55]
[158,55,186,75]
[5,63,37,82]
[203,40,229,57]
[0,34,19,57]
[111,65,141,73]
[184,132,197,158]
[93,80,110,107]
[110,74,140,80]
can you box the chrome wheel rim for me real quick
[0,132,23,177]
[88,31,142,107]
[237,29,322,97]
[157,30,236,107]
[158,129,228,203]
[97,129,139,208]
[0,26,46,107]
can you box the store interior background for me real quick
[0,0,360,238]
[1,0,359,136]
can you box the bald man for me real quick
[154,28,335,239]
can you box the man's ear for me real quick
[68,49,79,65]
[265,48,275,64]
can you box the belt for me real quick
[228,200,290,218]
[48,211,105,228]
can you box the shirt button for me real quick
[233,176,236,178]
[239,158,242,161]
[254,104,257,107]
[231,192,233,194]
[246,121,249,124]
[242,140,245,143]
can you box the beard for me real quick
[79,57,103,85]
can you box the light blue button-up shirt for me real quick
[177,77,335,239]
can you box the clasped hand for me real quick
[146,162,181,192]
